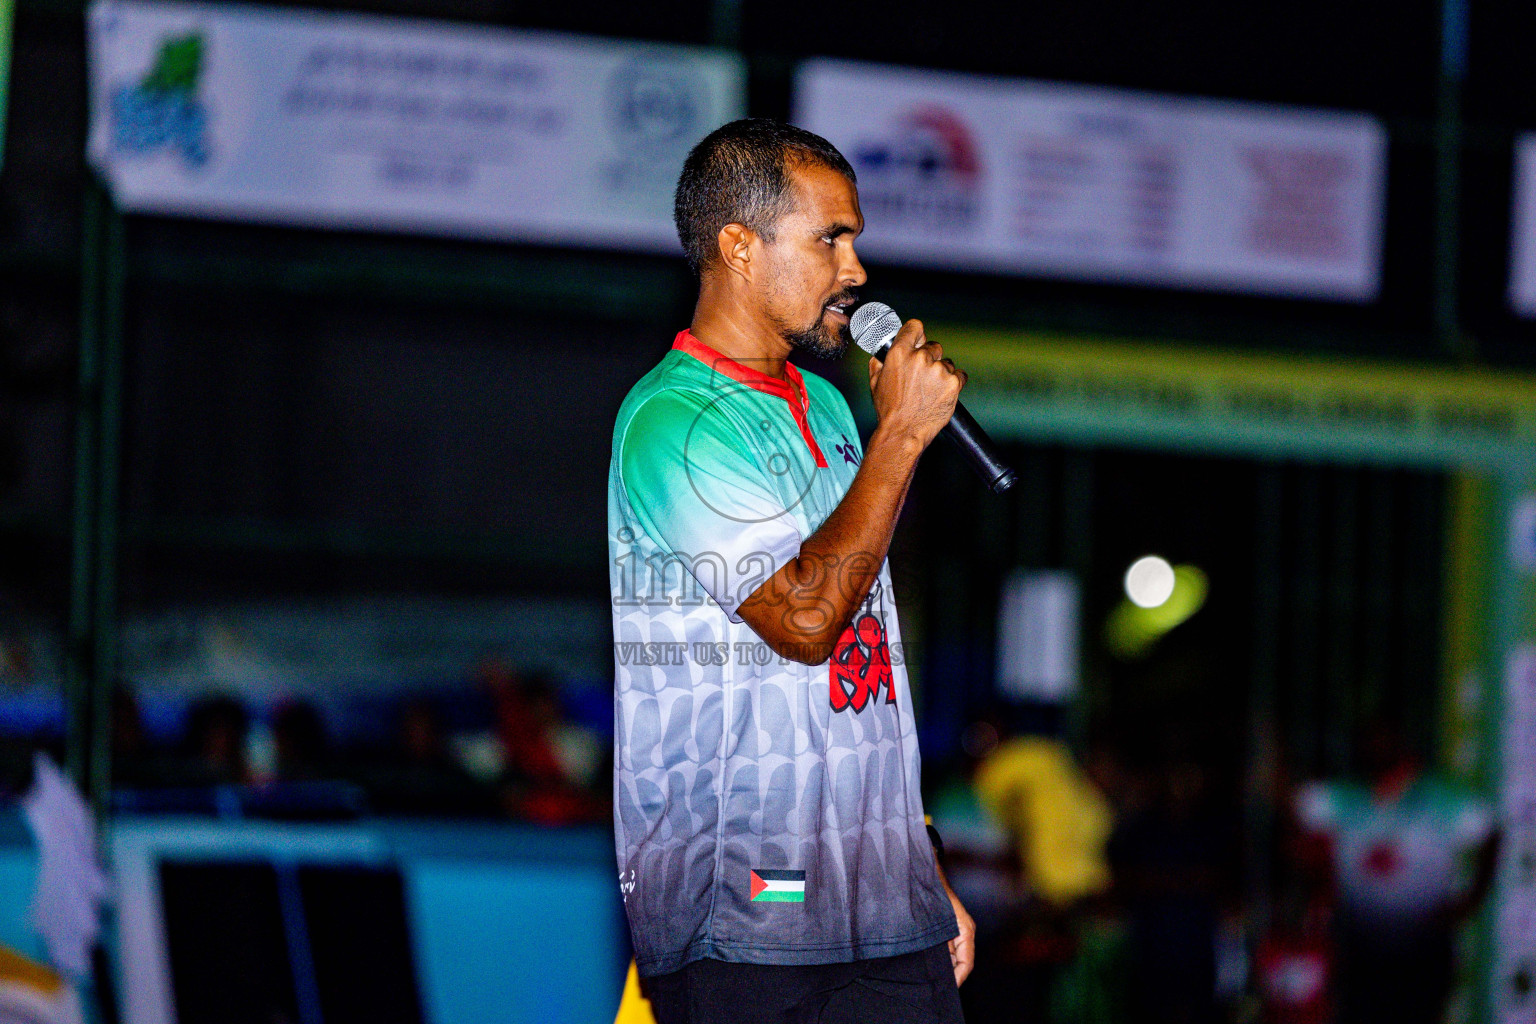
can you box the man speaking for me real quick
[608,118,975,1023]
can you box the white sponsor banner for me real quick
[995,570,1079,703]
[1509,135,1536,318]
[87,0,744,250]
[795,59,1386,301]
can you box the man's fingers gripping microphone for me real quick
[851,298,1017,493]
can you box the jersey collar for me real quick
[672,330,829,469]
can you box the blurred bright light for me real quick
[1105,563,1209,659]
[1124,555,1176,608]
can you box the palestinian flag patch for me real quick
[749,868,805,903]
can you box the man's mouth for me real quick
[824,297,856,321]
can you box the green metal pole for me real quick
[709,0,742,49]
[1434,0,1471,359]
[65,185,103,792]
[65,177,125,824]
[91,187,125,822]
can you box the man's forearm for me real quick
[738,424,923,663]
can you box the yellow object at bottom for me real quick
[615,959,658,1024]
[0,945,64,995]
[975,736,1114,906]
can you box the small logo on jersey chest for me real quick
[749,868,806,902]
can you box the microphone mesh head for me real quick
[849,302,902,356]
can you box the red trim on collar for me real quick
[672,330,829,469]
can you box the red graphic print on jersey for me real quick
[830,611,895,713]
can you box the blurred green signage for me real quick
[942,326,1536,471]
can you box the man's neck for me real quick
[690,287,792,382]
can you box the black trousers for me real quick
[643,942,967,1024]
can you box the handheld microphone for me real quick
[850,302,1017,494]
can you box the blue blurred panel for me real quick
[0,689,64,739]
[405,859,624,1024]
[0,844,41,960]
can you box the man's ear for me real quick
[717,223,755,282]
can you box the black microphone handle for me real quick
[870,343,1017,493]
[943,402,1017,494]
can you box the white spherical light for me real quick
[1124,555,1176,609]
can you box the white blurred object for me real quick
[0,979,85,1024]
[996,570,1079,702]
[18,755,108,979]
[244,719,277,783]
[1124,555,1177,608]
[550,725,604,790]
[1510,136,1536,317]
[449,732,507,784]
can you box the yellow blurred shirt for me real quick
[974,736,1114,905]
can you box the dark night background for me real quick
[2,0,1509,750]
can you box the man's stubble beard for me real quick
[760,261,858,360]
[771,289,859,361]
[782,316,853,361]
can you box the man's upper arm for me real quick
[619,391,802,620]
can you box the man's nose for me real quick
[843,250,867,288]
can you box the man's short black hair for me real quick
[674,118,856,276]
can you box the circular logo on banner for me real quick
[604,58,707,159]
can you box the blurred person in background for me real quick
[179,694,249,786]
[1109,749,1237,1024]
[108,685,149,786]
[1254,846,1335,1024]
[271,699,331,782]
[958,704,1121,1024]
[350,696,496,816]
[400,697,447,768]
[1293,713,1499,1024]
[485,664,605,824]
[608,118,972,1024]
[975,706,1116,915]
[393,697,494,816]
[109,684,174,790]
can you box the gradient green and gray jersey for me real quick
[608,330,955,977]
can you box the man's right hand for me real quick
[867,319,967,451]
[738,319,967,665]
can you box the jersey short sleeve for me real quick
[619,390,803,621]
